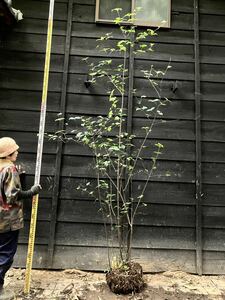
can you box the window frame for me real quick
[95,0,171,28]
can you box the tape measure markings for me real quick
[24,1,55,294]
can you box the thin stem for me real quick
[131,149,161,223]
[105,172,131,226]
[95,156,111,269]
[123,101,163,192]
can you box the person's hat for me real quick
[0,137,19,158]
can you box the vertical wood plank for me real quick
[194,0,202,275]
[126,32,135,260]
[47,0,73,268]
[127,33,134,137]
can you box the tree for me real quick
[49,9,171,294]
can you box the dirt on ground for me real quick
[3,268,225,300]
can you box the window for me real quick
[95,0,171,28]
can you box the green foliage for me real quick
[48,9,171,269]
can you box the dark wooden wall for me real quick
[1,0,225,274]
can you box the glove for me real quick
[18,184,41,199]
[16,164,26,175]
[30,184,42,195]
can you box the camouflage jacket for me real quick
[0,159,23,233]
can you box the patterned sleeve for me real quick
[3,166,21,205]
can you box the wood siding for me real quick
[1,0,225,274]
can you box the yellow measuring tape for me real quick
[24,0,55,294]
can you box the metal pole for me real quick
[24,0,55,294]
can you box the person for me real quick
[0,137,41,296]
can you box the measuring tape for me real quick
[24,0,55,294]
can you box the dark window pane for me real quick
[99,0,131,20]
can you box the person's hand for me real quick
[31,184,42,195]
[16,164,26,175]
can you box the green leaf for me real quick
[112,8,122,12]
[155,143,164,149]
[55,118,65,122]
